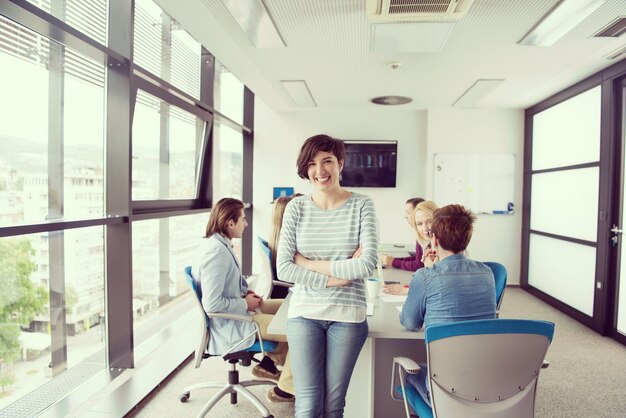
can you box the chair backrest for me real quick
[255,237,274,298]
[483,261,507,311]
[425,319,555,418]
[184,266,210,368]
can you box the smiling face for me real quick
[227,209,248,239]
[414,209,434,242]
[307,151,343,192]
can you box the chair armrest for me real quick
[391,357,421,417]
[273,280,294,288]
[393,356,421,374]
[207,312,253,322]
[542,360,550,369]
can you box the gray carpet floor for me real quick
[129,288,626,418]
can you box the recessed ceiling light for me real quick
[370,96,413,106]
[518,0,607,46]
[453,79,504,108]
[281,80,317,107]
[219,0,285,48]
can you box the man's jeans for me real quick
[406,363,431,406]
[287,317,368,417]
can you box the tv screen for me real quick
[342,140,397,187]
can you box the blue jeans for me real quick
[406,363,430,406]
[287,317,368,418]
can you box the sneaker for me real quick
[251,364,281,382]
[267,387,295,403]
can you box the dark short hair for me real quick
[205,198,244,238]
[296,134,345,179]
[431,204,476,253]
[406,197,425,207]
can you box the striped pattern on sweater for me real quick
[277,193,378,311]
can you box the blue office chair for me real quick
[181,266,279,418]
[391,319,555,418]
[483,261,507,317]
[257,237,292,299]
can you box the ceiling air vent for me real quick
[593,17,626,38]
[367,0,475,22]
[370,96,413,106]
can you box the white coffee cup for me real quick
[366,277,382,299]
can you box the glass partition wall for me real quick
[523,60,626,346]
[0,0,253,415]
[528,87,601,318]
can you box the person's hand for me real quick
[244,293,263,311]
[352,247,363,259]
[294,252,309,268]
[326,277,352,287]
[246,290,264,302]
[383,283,408,295]
[381,254,394,266]
[422,248,437,268]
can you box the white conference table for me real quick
[267,267,425,418]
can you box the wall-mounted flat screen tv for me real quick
[341,140,397,188]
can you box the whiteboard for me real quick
[433,153,515,215]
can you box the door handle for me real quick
[611,225,622,246]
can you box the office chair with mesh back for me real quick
[181,266,278,418]
[483,262,507,317]
[257,237,292,299]
[391,319,554,418]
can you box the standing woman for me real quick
[277,134,378,417]
[383,200,439,296]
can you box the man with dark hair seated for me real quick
[400,204,497,406]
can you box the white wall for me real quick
[253,101,524,284]
[426,109,524,284]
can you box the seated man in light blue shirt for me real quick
[400,204,496,406]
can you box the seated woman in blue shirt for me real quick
[400,204,497,406]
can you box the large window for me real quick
[26,0,109,46]
[0,13,108,414]
[0,0,255,414]
[0,16,105,227]
[213,64,245,202]
[133,0,201,100]
[213,123,243,201]
[131,90,205,201]
[0,228,106,412]
[131,213,206,354]
[214,63,244,124]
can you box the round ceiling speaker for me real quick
[370,95,413,106]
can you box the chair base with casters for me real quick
[180,349,278,418]
[183,266,281,418]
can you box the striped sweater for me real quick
[276,193,378,321]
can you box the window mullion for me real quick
[47,0,68,375]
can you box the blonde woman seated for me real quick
[268,194,302,299]
[383,200,439,296]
